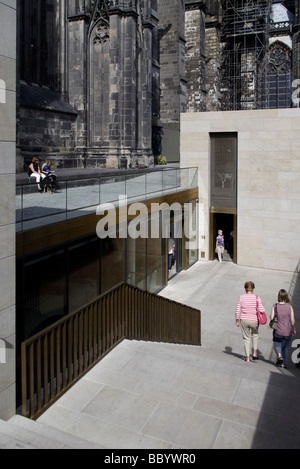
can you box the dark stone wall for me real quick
[185,5,206,112]
[17,0,299,171]
[159,0,186,122]
[184,1,297,112]
[185,1,222,113]
[158,0,186,163]
[293,1,300,84]
[294,31,300,83]
[17,83,78,170]
[17,0,158,171]
[205,22,222,111]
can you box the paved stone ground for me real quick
[32,260,300,449]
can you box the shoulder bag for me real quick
[269,303,278,330]
[256,296,267,325]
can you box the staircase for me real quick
[0,415,104,449]
[1,337,300,449]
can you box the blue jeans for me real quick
[273,332,292,366]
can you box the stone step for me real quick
[0,415,104,449]
[0,418,52,449]
[0,420,37,449]
[122,338,279,376]
[120,339,299,393]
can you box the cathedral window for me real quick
[19,0,62,91]
[268,41,292,108]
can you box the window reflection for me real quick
[147,214,164,293]
[168,211,183,279]
[69,236,100,313]
[210,133,237,210]
[127,237,146,290]
[101,237,126,293]
[187,199,198,267]
[21,249,67,340]
[17,197,199,341]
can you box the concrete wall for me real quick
[0,0,16,420]
[181,108,300,272]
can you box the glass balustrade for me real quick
[16,167,198,232]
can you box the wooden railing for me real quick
[21,283,201,420]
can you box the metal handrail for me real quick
[21,282,201,420]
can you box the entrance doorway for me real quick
[211,212,236,262]
[168,219,183,280]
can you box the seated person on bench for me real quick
[41,160,57,193]
[28,156,46,191]
[41,160,57,179]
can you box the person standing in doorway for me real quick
[216,229,224,262]
[235,281,265,362]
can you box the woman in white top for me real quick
[28,156,46,191]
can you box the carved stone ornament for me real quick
[269,42,292,74]
[90,0,110,44]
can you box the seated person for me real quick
[41,160,57,179]
[28,156,46,191]
[41,160,57,193]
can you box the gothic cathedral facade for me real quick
[17,0,161,170]
[16,1,300,171]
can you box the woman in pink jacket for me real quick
[235,281,266,362]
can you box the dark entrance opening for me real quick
[213,212,235,262]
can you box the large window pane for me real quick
[147,213,164,293]
[210,133,237,210]
[127,237,146,290]
[168,211,183,279]
[268,43,292,109]
[68,236,100,312]
[21,248,67,340]
[101,237,126,293]
[19,0,58,89]
[186,199,198,267]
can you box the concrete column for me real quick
[293,0,300,87]
[68,14,89,164]
[0,0,16,420]
[185,4,207,112]
[158,0,186,163]
[136,8,155,166]
[108,4,154,168]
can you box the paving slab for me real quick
[37,260,300,449]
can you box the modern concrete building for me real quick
[181,108,300,271]
[0,0,17,420]
[181,1,300,270]
[1,0,300,424]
